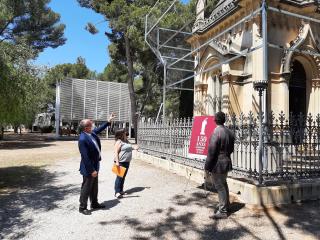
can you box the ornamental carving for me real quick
[193,0,240,33]
[312,79,320,88]
[280,22,320,75]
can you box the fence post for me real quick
[253,80,268,184]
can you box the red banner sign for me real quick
[188,116,217,159]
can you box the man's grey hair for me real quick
[79,119,91,132]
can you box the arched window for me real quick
[212,73,222,113]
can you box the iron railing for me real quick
[138,112,320,184]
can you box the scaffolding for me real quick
[143,0,320,185]
[145,0,320,121]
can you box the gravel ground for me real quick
[0,140,319,240]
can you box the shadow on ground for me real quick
[279,201,320,238]
[0,165,78,239]
[257,188,320,240]
[99,185,320,240]
[98,190,250,240]
[0,141,55,150]
[125,187,151,195]
[100,199,121,210]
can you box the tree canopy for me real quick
[0,0,66,139]
[0,0,66,51]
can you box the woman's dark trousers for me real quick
[115,162,130,194]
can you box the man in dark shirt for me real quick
[205,112,235,219]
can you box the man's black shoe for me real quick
[214,204,221,214]
[79,208,91,215]
[91,203,106,210]
[214,206,229,214]
[212,211,228,219]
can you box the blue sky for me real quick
[35,0,109,73]
[35,0,191,73]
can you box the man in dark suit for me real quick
[205,112,235,219]
[78,113,115,215]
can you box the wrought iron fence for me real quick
[138,112,320,184]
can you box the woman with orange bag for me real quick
[114,129,139,198]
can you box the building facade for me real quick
[188,0,320,117]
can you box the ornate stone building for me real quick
[188,0,320,117]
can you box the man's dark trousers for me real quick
[210,173,229,213]
[79,176,98,209]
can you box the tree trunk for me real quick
[14,126,18,134]
[0,126,4,140]
[140,81,156,115]
[124,33,138,143]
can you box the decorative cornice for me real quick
[193,0,241,33]
[280,0,318,7]
[281,0,320,12]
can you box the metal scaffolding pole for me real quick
[262,0,268,119]
[262,0,268,175]
[167,6,263,68]
[163,61,167,123]
[167,87,194,91]
[146,0,178,36]
[268,6,320,24]
[55,80,61,139]
[167,45,263,88]
[157,0,217,51]
[268,43,320,57]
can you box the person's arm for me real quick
[126,140,138,150]
[205,129,220,172]
[79,139,95,175]
[132,145,139,150]
[93,113,116,134]
[93,122,110,135]
[114,140,121,166]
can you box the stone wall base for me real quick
[134,152,320,209]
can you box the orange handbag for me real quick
[112,164,127,178]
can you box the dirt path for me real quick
[0,138,319,240]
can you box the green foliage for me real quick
[0,42,48,127]
[0,0,66,134]
[85,22,99,34]
[97,61,128,82]
[205,0,219,18]
[0,0,66,51]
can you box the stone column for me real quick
[220,73,231,115]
